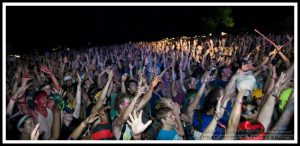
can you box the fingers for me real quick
[31,124,40,140]
[144,120,152,129]
[126,120,133,127]
[138,110,143,120]
[133,110,138,121]
[129,113,134,123]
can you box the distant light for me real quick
[209,33,212,36]
[202,35,206,38]
[221,32,227,36]
[14,55,20,58]
[10,55,13,57]
[52,48,57,51]
[129,41,131,44]
[67,48,70,51]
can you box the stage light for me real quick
[209,33,212,36]
[14,55,20,58]
[221,32,227,36]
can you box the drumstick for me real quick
[254,29,278,48]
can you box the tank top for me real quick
[37,108,53,140]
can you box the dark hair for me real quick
[126,79,138,88]
[8,113,32,140]
[202,87,224,113]
[115,93,132,111]
[88,85,101,102]
[217,66,227,78]
[39,83,51,91]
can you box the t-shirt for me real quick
[209,79,229,89]
[156,129,183,140]
[193,112,225,140]
[173,90,185,106]
[150,92,162,117]
[37,108,53,140]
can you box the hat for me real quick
[237,120,265,140]
[236,73,256,96]
[64,75,72,81]
[252,89,263,99]
[279,88,293,111]
[91,122,114,140]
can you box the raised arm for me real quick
[223,90,247,140]
[73,73,82,119]
[135,76,161,111]
[40,65,61,92]
[258,72,287,132]
[7,84,29,116]
[278,51,291,68]
[171,52,177,97]
[69,113,99,140]
[265,93,294,140]
[201,91,225,140]
[127,110,152,140]
[93,67,113,112]
[121,73,128,94]
[187,72,211,121]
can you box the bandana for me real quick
[237,120,265,140]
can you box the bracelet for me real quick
[10,97,17,102]
[18,101,26,104]
[81,122,87,127]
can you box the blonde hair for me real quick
[155,97,172,110]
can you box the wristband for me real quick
[10,97,17,102]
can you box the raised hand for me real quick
[173,102,181,116]
[151,76,161,88]
[11,83,29,101]
[105,67,114,79]
[76,73,82,84]
[129,62,134,70]
[21,76,32,86]
[83,113,101,126]
[40,65,53,75]
[63,56,68,64]
[121,73,128,82]
[31,124,40,140]
[144,56,150,65]
[136,85,147,98]
[127,110,152,136]
[214,90,225,120]
[268,49,278,57]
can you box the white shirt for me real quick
[37,108,53,140]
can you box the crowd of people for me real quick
[6,32,295,141]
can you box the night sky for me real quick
[6,6,294,53]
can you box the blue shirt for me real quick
[193,112,225,140]
[156,129,183,140]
